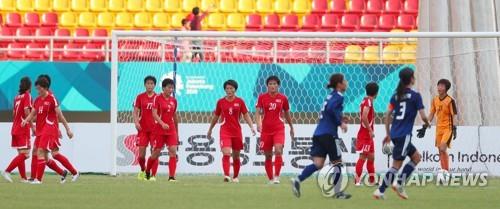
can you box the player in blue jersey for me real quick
[290,73,351,199]
[373,68,430,200]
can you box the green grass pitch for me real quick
[1,175,499,209]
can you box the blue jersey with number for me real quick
[314,91,344,137]
[389,88,424,138]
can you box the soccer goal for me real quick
[110,31,500,176]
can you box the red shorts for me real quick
[37,134,60,151]
[136,131,153,147]
[356,137,374,154]
[151,134,178,149]
[220,135,243,150]
[259,129,285,151]
[11,134,31,149]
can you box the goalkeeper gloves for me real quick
[452,126,457,140]
[416,125,429,138]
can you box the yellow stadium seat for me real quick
[292,0,310,14]
[164,0,181,12]
[90,0,107,12]
[134,12,152,28]
[0,0,16,11]
[363,46,380,64]
[97,12,115,27]
[171,13,187,29]
[108,0,125,11]
[79,12,96,27]
[127,0,144,12]
[383,45,402,64]
[220,0,236,13]
[208,13,225,30]
[226,13,244,30]
[152,13,170,29]
[256,0,273,13]
[71,0,88,11]
[201,0,218,12]
[400,45,416,63]
[35,0,52,12]
[408,29,418,44]
[53,0,70,11]
[115,12,133,27]
[60,12,77,27]
[238,0,255,13]
[344,45,363,63]
[17,0,34,12]
[182,0,198,12]
[145,0,162,12]
[274,0,291,14]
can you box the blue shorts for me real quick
[310,134,342,162]
[391,134,417,161]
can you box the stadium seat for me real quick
[53,0,70,12]
[92,28,108,38]
[201,0,218,12]
[359,14,378,31]
[71,0,88,11]
[90,0,107,12]
[16,28,33,43]
[301,14,320,31]
[182,0,198,12]
[256,0,273,13]
[238,0,255,13]
[208,13,226,30]
[146,0,163,12]
[17,0,34,12]
[397,15,416,30]
[226,13,245,30]
[404,0,419,14]
[385,0,403,14]
[383,45,401,64]
[152,13,170,29]
[54,28,71,43]
[389,29,407,45]
[378,15,396,31]
[134,13,152,28]
[320,14,340,31]
[309,43,326,62]
[25,13,41,27]
[63,43,83,60]
[60,12,77,27]
[79,12,96,27]
[0,27,14,41]
[35,27,53,42]
[349,0,366,14]
[74,28,90,43]
[35,0,52,12]
[274,0,291,14]
[245,14,262,31]
[281,14,299,31]
[127,0,144,12]
[164,0,181,12]
[108,0,125,12]
[364,46,380,63]
[330,0,346,14]
[344,45,363,63]
[292,0,310,14]
[170,13,186,29]
[8,43,27,59]
[220,0,237,13]
[97,13,115,27]
[6,13,22,28]
[82,43,105,61]
[115,12,133,28]
[263,14,280,31]
[41,13,58,27]
[400,45,416,62]
[340,14,360,31]
[0,0,16,11]
[26,43,48,60]
[312,0,328,14]
[366,0,383,14]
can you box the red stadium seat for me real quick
[385,0,403,14]
[25,13,40,27]
[404,0,419,14]
[339,14,360,31]
[311,0,328,14]
[55,28,71,43]
[26,43,48,60]
[16,28,33,43]
[397,14,416,30]
[301,14,320,31]
[329,44,346,63]
[252,43,273,63]
[41,13,58,27]
[0,27,14,44]
[63,43,83,60]
[366,0,383,14]
[263,14,280,31]
[378,14,396,31]
[6,13,22,27]
[330,0,346,14]
[349,0,366,14]
[82,43,105,61]
[245,14,262,31]
[35,28,53,43]
[92,29,108,43]
[359,14,378,31]
[309,43,326,63]
[320,14,339,31]
[281,14,299,31]
[74,28,90,43]
[7,43,27,59]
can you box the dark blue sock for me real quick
[379,167,398,193]
[397,161,416,185]
[332,164,343,194]
[298,164,318,182]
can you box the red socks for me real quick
[18,159,26,180]
[440,152,449,171]
[53,154,77,175]
[145,157,155,174]
[366,159,375,184]
[46,159,65,176]
[222,155,230,177]
[138,157,146,172]
[36,159,46,181]
[151,159,159,177]
[264,159,273,180]
[30,154,38,179]
[168,157,177,178]
[233,158,241,179]
[274,156,283,177]
[355,158,366,182]
[5,154,27,173]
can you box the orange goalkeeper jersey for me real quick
[430,95,457,129]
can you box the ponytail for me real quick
[395,68,414,101]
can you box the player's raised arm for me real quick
[55,107,73,139]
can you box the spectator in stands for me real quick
[181,19,192,62]
[188,7,211,62]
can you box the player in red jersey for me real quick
[354,82,379,186]
[255,76,294,184]
[145,78,179,182]
[2,77,33,183]
[208,80,256,183]
[133,76,158,180]
[22,77,75,184]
